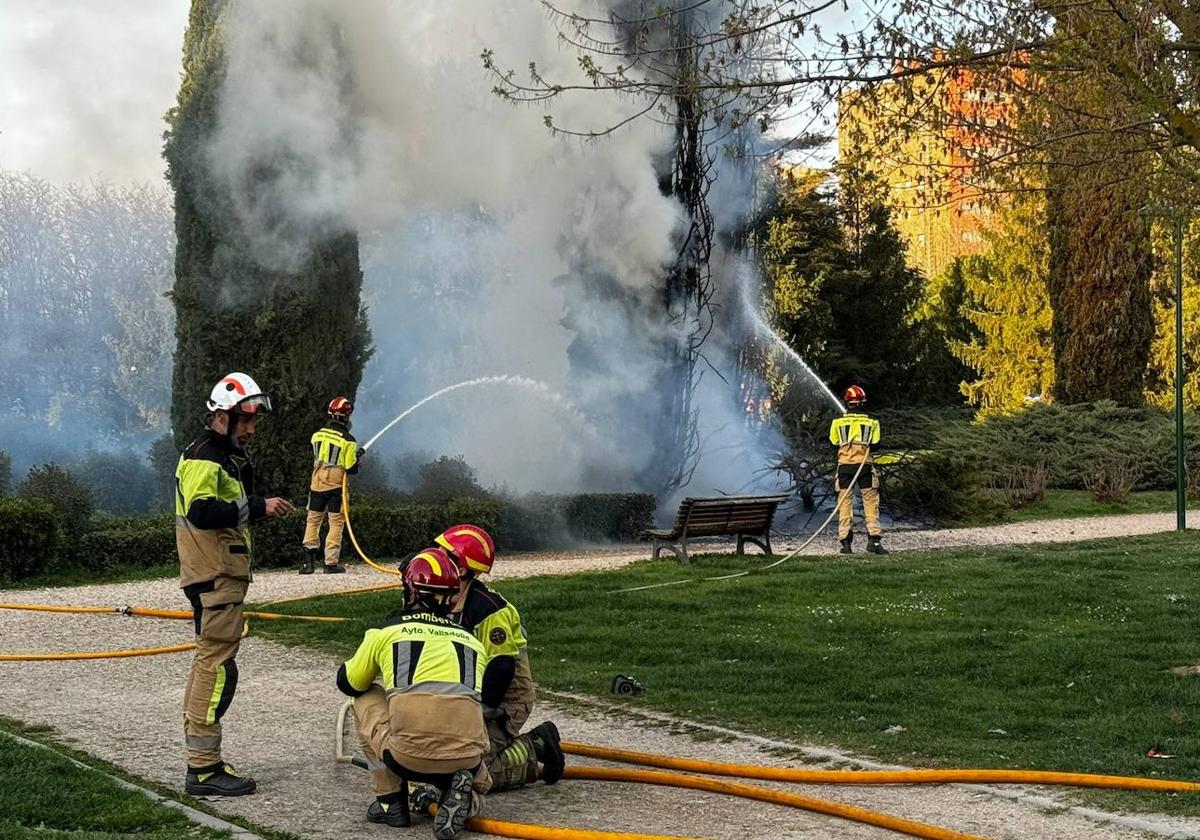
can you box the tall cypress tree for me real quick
[164,0,371,495]
[1045,165,1152,406]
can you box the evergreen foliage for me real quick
[952,197,1055,418]
[0,449,10,496]
[1145,218,1200,410]
[163,0,371,496]
[18,464,94,536]
[758,169,949,408]
[1041,66,1154,408]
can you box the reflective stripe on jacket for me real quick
[175,429,265,587]
[310,423,359,492]
[338,611,489,762]
[828,412,881,465]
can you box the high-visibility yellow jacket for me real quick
[309,422,359,493]
[337,610,489,762]
[455,579,532,713]
[175,429,266,587]
[829,412,881,466]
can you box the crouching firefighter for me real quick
[432,524,564,795]
[337,549,491,839]
[300,395,360,574]
[829,385,888,556]
[176,372,295,795]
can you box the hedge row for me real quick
[0,492,655,583]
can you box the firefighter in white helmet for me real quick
[176,372,295,796]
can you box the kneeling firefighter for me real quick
[300,395,360,574]
[176,372,295,795]
[337,549,491,839]
[436,524,564,792]
[829,385,888,555]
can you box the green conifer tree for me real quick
[163,1,371,495]
[952,197,1055,418]
[1046,166,1153,406]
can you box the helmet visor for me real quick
[235,394,272,415]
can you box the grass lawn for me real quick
[989,489,1181,523]
[253,531,1200,816]
[0,717,302,840]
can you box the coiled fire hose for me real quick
[615,458,870,594]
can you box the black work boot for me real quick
[185,762,256,796]
[529,721,565,784]
[867,535,889,556]
[323,562,346,574]
[299,548,318,575]
[433,769,475,840]
[839,535,853,555]
[367,792,411,827]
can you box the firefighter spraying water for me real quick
[829,385,888,556]
[301,396,362,575]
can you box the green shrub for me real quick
[887,452,1004,524]
[19,464,94,536]
[935,401,1196,492]
[71,452,158,515]
[80,492,655,572]
[562,493,656,542]
[0,448,11,496]
[0,498,63,582]
[81,514,175,572]
[410,456,487,503]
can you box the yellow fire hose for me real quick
[461,814,703,840]
[0,602,347,623]
[0,600,345,661]
[564,766,986,840]
[562,741,1200,794]
[341,476,405,578]
[0,621,250,662]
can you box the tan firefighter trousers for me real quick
[836,464,882,541]
[352,685,492,803]
[183,576,247,768]
[302,508,345,564]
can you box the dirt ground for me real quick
[3,513,1200,840]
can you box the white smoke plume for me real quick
[199,0,806,497]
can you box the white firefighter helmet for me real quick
[206,372,272,415]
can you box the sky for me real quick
[0,0,189,185]
[0,1,852,187]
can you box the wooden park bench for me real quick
[641,494,789,564]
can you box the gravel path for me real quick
[1,509,1198,840]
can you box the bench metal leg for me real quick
[737,532,772,556]
[679,539,689,565]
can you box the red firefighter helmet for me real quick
[403,548,461,613]
[328,396,354,418]
[843,385,867,409]
[434,524,496,576]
